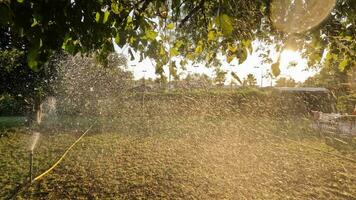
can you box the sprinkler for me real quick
[29,150,33,182]
[29,132,40,183]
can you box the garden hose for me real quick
[33,121,96,182]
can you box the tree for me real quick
[214,69,227,86]
[303,60,350,96]
[182,73,213,89]
[0,23,132,125]
[0,0,354,76]
[303,40,355,92]
[243,74,257,87]
[275,77,297,87]
[0,27,58,125]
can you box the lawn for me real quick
[0,117,26,129]
[0,116,355,199]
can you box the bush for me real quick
[337,93,356,114]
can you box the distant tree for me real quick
[214,69,227,87]
[144,78,156,86]
[243,74,257,87]
[182,73,213,89]
[303,61,350,96]
[275,77,297,87]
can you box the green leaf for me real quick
[231,72,242,85]
[103,11,110,23]
[208,30,216,41]
[344,36,352,41]
[64,42,76,54]
[216,14,233,36]
[242,40,253,53]
[206,52,215,63]
[236,48,248,64]
[271,62,281,77]
[61,34,71,48]
[61,35,77,54]
[114,36,120,44]
[111,2,120,14]
[27,47,39,71]
[129,36,136,45]
[325,52,333,62]
[166,22,174,30]
[95,12,100,22]
[170,47,179,57]
[31,17,38,27]
[174,40,184,48]
[145,30,157,40]
[228,44,238,53]
[186,52,195,60]
[195,41,204,54]
[180,59,188,67]
[227,54,235,63]
[17,0,24,3]
[308,52,322,66]
[28,59,38,71]
[338,59,348,71]
[39,38,43,48]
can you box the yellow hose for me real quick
[33,122,96,181]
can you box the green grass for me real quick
[1,116,355,199]
[0,117,26,129]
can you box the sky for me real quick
[114,40,319,87]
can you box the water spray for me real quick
[29,132,40,183]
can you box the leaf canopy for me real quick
[0,0,354,77]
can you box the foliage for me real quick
[214,68,227,86]
[0,27,59,123]
[177,73,213,89]
[275,77,297,87]
[243,73,257,86]
[337,93,356,114]
[303,60,350,96]
[0,0,354,76]
[0,24,130,123]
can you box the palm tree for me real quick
[244,74,257,86]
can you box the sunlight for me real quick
[279,49,303,68]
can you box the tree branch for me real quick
[179,0,205,28]
[133,0,151,30]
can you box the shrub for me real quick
[337,93,356,114]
